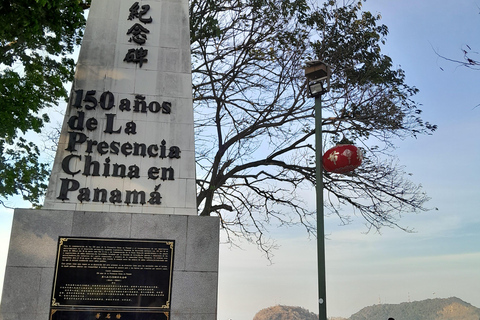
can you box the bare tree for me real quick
[40,0,436,253]
[190,0,436,252]
[435,44,480,71]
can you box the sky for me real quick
[1,0,480,319]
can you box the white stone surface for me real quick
[44,0,196,215]
[0,209,219,320]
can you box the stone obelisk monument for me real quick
[1,1,219,319]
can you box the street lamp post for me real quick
[305,60,331,320]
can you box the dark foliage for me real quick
[0,0,90,205]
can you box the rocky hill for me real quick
[253,305,318,320]
[253,297,480,320]
[349,297,480,320]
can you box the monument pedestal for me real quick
[0,209,219,320]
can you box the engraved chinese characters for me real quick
[50,310,169,320]
[43,0,197,213]
[124,2,153,67]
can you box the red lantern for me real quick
[322,144,362,174]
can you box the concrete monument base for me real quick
[0,209,219,320]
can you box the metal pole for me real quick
[315,95,327,320]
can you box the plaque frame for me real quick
[50,309,170,320]
[51,237,174,312]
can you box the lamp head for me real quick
[305,60,331,97]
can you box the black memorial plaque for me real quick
[50,309,169,320]
[51,237,174,310]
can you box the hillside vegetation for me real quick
[253,305,318,320]
[253,297,480,320]
[350,297,480,320]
